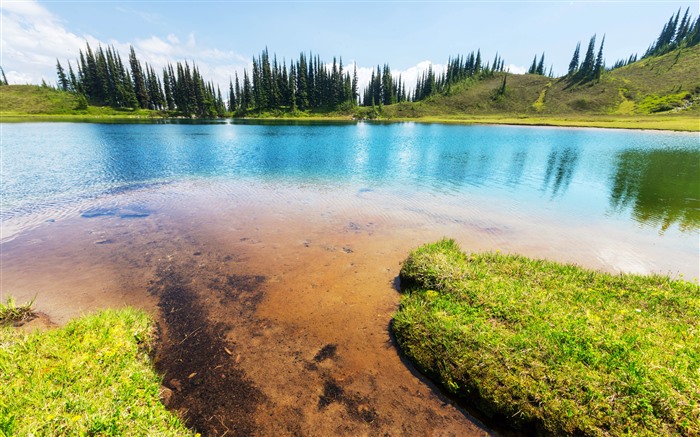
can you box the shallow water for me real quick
[2,121,698,276]
[1,121,699,434]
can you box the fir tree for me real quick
[593,35,605,80]
[528,56,537,74]
[56,59,69,91]
[536,53,545,75]
[577,35,597,82]
[568,42,581,76]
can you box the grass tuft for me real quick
[393,239,700,436]
[0,308,195,436]
[0,296,35,326]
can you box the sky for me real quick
[1,0,697,94]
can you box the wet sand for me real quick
[2,180,697,435]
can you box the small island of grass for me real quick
[393,239,699,436]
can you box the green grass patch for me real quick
[393,239,700,436]
[0,308,194,436]
[637,92,692,114]
[531,83,551,112]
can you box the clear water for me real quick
[2,121,698,275]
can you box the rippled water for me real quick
[1,120,698,276]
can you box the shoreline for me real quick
[1,112,698,132]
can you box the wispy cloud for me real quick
[0,0,250,88]
[0,0,98,83]
[1,1,455,99]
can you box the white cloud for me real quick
[505,64,528,75]
[0,0,249,88]
[0,0,98,84]
[0,1,462,102]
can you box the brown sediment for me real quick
[7,181,692,435]
[149,263,263,435]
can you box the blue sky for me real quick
[1,1,697,91]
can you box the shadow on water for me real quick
[608,148,700,233]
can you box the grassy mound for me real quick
[393,239,699,436]
[0,308,194,436]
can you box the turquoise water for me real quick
[2,121,699,279]
[3,121,698,235]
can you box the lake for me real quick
[2,121,698,277]
[1,120,698,434]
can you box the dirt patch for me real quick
[150,264,264,436]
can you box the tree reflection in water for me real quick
[609,149,700,233]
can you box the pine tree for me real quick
[528,55,538,74]
[536,53,545,75]
[351,63,358,105]
[67,61,78,92]
[568,42,581,76]
[228,79,236,113]
[129,46,149,109]
[577,35,597,81]
[593,35,605,80]
[56,59,69,91]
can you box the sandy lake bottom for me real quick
[2,179,697,435]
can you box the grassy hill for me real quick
[2,45,698,130]
[371,44,700,130]
[0,85,166,119]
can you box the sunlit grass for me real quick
[393,239,700,436]
[0,308,194,436]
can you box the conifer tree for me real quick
[129,46,149,109]
[568,42,581,76]
[536,53,545,75]
[351,64,358,105]
[56,59,69,91]
[593,35,605,80]
[577,35,597,81]
[528,56,538,74]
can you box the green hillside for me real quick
[0,85,165,119]
[373,44,700,130]
[2,45,699,130]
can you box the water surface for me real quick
[2,121,699,278]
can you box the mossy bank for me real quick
[393,239,699,436]
[0,307,194,436]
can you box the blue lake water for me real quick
[1,121,699,277]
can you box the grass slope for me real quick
[0,308,194,436]
[0,85,166,119]
[393,239,700,436]
[375,45,700,130]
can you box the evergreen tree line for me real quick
[228,49,358,114]
[56,43,226,117]
[361,64,408,106]
[565,34,606,83]
[643,7,700,58]
[611,8,699,70]
[393,50,506,104]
